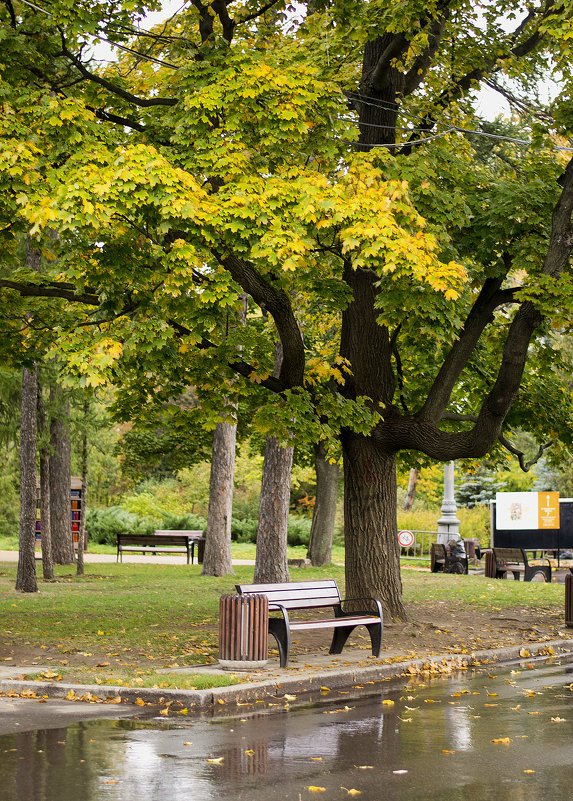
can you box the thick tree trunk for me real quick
[202,420,236,576]
[36,383,54,581]
[342,434,406,621]
[49,386,74,565]
[16,366,38,593]
[307,441,338,566]
[403,468,418,512]
[253,437,293,583]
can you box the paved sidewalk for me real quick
[0,550,256,566]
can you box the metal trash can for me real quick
[463,538,480,564]
[196,537,205,564]
[565,573,573,628]
[219,593,268,671]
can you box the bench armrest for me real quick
[268,602,290,627]
[339,596,383,618]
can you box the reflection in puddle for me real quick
[2,656,573,800]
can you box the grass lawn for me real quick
[0,559,567,690]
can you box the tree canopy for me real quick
[1,0,573,616]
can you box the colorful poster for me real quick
[495,491,560,530]
[538,491,560,529]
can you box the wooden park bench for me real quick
[492,547,552,582]
[430,542,469,574]
[235,579,383,668]
[116,530,204,564]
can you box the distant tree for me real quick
[16,365,38,593]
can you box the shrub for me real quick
[161,512,207,531]
[85,507,155,545]
[287,515,312,546]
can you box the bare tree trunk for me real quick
[202,420,236,576]
[49,385,74,564]
[16,366,38,593]
[253,436,293,583]
[342,434,406,620]
[307,441,338,566]
[77,400,89,576]
[403,468,418,512]
[36,383,54,581]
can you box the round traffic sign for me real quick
[398,529,415,548]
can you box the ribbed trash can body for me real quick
[566,573,573,628]
[484,550,496,578]
[196,537,205,564]
[219,593,268,670]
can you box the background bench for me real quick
[430,543,469,574]
[116,530,204,564]
[236,579,383,667]
[492,547,551,582]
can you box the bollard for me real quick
[218,593,268,670]
[565,573,573,628]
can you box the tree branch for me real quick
[235,0,284,25]
[213,251,306,389]
[403,11,450,97]
[59,39,178,108]
[166,318,284,393]
[499,433,553,471]
[3,0,16,27]
[0,279,100,306]
[420,279,518,422]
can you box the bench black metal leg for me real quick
[330,623,383,658]
[268,618,290,668]
[329,626,355,655]
[367,622,382,657]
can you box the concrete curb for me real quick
[1,638,572,716]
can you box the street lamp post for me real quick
[437,461,460,545]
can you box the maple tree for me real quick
[2,0,573,617]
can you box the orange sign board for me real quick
[538,491,560,529]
